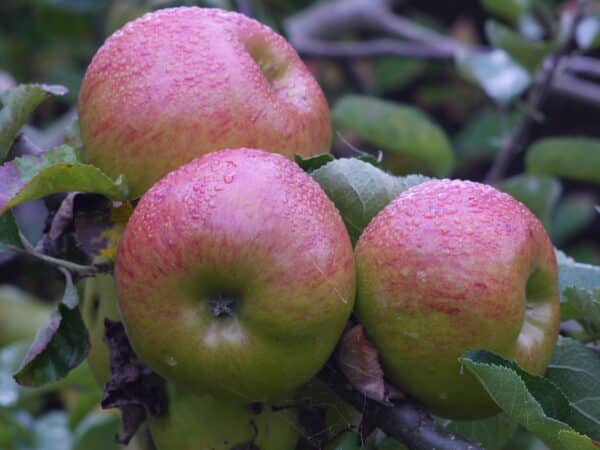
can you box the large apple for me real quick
[148,384,299,450]
[78,7,332,197]
[354,179,560,419]
[116,148,356,401]
[82,273,299,450]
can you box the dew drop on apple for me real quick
[223,174,234,184]
[166,355,177,367]
[416,271,427,282]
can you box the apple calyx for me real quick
[208,292,240,318]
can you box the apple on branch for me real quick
[354,179,560,420]
[115,148,356,402]
[78,7,332,197]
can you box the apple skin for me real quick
[116,148,356,401]
[78,7,332,197]
[354,179,560,419]
[148,384,299,450]
[81,273,299,450]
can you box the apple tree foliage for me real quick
[1,0,600,449]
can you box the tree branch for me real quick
[285,0,470,61]
[317,363,482,450]
[484,4,586,184]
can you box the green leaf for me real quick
[14,270,90,387]
[294,153,335,172]
[0,84,68,162]
[485,20,556,73]
[0,145,129,214]
[0,211,24,252]
[576,16,600,50]
[546,338,600,440]
[442,413,518,449]
[526,138,600,184]
[557,255,600,324]
[460,349,585,449]
[498,174,561,230]
[480,0,532,24]
[454,108,522,167]
[332,95,454,177]
[457,49,531,106]
[369,58,427,95]
[311,158,430,245]
[551,194,597,245]
[557,430,600,450]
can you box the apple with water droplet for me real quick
[116,148,355,401]
[354,179,560,419]
[78,7,332,197]
[81,271,300,450]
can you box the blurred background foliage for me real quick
[1,0,600,449]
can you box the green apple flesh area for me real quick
[116,148,356,401]
[355,179,560,420]
[82,273,121,387]
[78,7,332,197]
[148,384,299,450]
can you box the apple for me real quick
[78,6,332,197]
[116,148,356,401]
[81,272,299,450]
[354,179,560,419]
[148,384,299,450]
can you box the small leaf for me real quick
[311,158,430,244]
[546,338,600,440]
[558,430,600,450]
[457,49,531,106]
[0,211,24,252]
[526,138,600,184]
[480,0,531,24]
[460,349,583,449]
[576,16,600,50]
[332,95,454,177]
[0,145,129,214]
[498,174,561,230]
[454,108,522,167]
[0,84,68,162]
[563,288,600,337]
[337,325,393,405]
[551,194,597,245]
[557,255,600,326]
[14,270,90,387]
[294,153,335,172]
[485,20,556,73]
[442,414,518,450]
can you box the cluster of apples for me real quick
[79,7,561,449]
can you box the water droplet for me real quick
[224,174,234,184]
[166,356,177,367]
[416,271,427,282]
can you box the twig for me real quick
[564,55,600,79]
[484,3,586,184]
[551,72,600,107]
[317,363,482,450]
[285,0,471,61]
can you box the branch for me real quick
[484,3,586,184]
[285,0,470,61]
[317,363,482,450]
